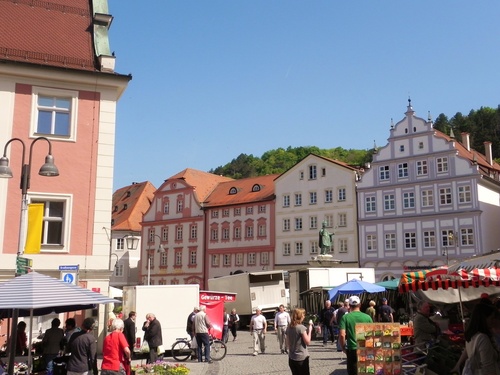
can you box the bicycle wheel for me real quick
[171,340,192,361]
[210,339,227,361]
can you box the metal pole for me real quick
[148,255,151,286]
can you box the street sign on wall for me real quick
[59,265,79,285]
[16,256,33,275]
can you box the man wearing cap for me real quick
[378,298,394,323]
[339,296,373,375]
[250,307,267,356]
[66,318,97,375]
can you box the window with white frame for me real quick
[211,254,219,267]
[176,226,183,240]
[421,190,434,207]
[246,206,253,214]
[398,163,409,178]
[234,207,241,216]
[148,229,155,243]
[299,171,304,180]
[324,214,333,228]
[211,210,219,218]
[379,165,390,181]
[32,87,77,139]
[416,160,428,176]
[441,230,454,247]
[190,250,196,265]
[295,218,302,231]
[223,254,231,266]
[163,202,169,214]
[458,186,471,203]
[189,225,196,240]
[116,238,124,251]
[248,253,256,265]
[365,196,376,212]
[309,192,317,205]
[325,189,333,203]
[385,233,396,250]
[114,263,124,277]
[295,242,303,255]
[439,188,452,205]
[338,188,346,202]
[309,165,317,180]
[367,235,377,251]
[211,228,218,241]
[295,193,302,206]
[404,232,416,249]
[222,228,230,240]
[437,157,448,173]
[310,241,318,254]
[338,213,347,227]
[339,239,348,253]
[403,192,415,209]
[31,196,70,250]
[283,219,290,231]
[177,199,184,213]
[223,209,230,217]
[461,228,474,245]
[259,205,266,213]
[160,251,168,266]
[258,224,266,237]
[283,243,291,256]
[234,227,241,239]
[175,251,182,266]
[423,231,436,248]
[261,252,269,265]
[384,194,395,211]
[235,253,243,266]
[246,225,254,238]
[310,216,317,229]
[283,195,290,207]
[162,227,169,241]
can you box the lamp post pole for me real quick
[0,137,58,375]
[147,234,164,285]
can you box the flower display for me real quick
[131,361,190,375]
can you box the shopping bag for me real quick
[157,345,165,355]
[140,340,150,353]
[191,338,198,350]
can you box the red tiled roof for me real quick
[434,130,500,174]
[204,174,279,207]
[165,168,234,203]
[0,0,98,71]
[112,181,156,231]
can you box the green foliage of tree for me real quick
[209,146,372,178]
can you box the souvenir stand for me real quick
[355,323,402,375]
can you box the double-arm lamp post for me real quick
[147,234,165,285]
[0,137,58,375]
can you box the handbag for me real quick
[140,340,150,353]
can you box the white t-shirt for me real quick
[251,314,267,330]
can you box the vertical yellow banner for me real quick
[24,203,44,254]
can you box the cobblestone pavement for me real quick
[149,331,349,375]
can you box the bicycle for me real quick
[171,334,227,361]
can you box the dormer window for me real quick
[252,184,261,192]
[126,191,131,197]
[229,187,237,195]
[113,205,118,212]
[123,204,128,210]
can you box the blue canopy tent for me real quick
[328,279,386,301]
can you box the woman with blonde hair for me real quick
[285,308,313,375]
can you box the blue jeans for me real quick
[196,333,210,362]
[44,353,58,375]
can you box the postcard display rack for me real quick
[355,323,402,375]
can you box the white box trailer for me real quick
[288,267,376,311]
[122,284,199,352]
[207,270,287,327]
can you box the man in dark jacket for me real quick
[142,313,162,364]
[123,311,136,356]
[66,318,96,375]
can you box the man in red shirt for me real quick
[101,319,131,375]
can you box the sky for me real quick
[108,1,500,191]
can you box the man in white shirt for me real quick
[193,305,212,363]
[274,304,291,354]
[250,307,267,356]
